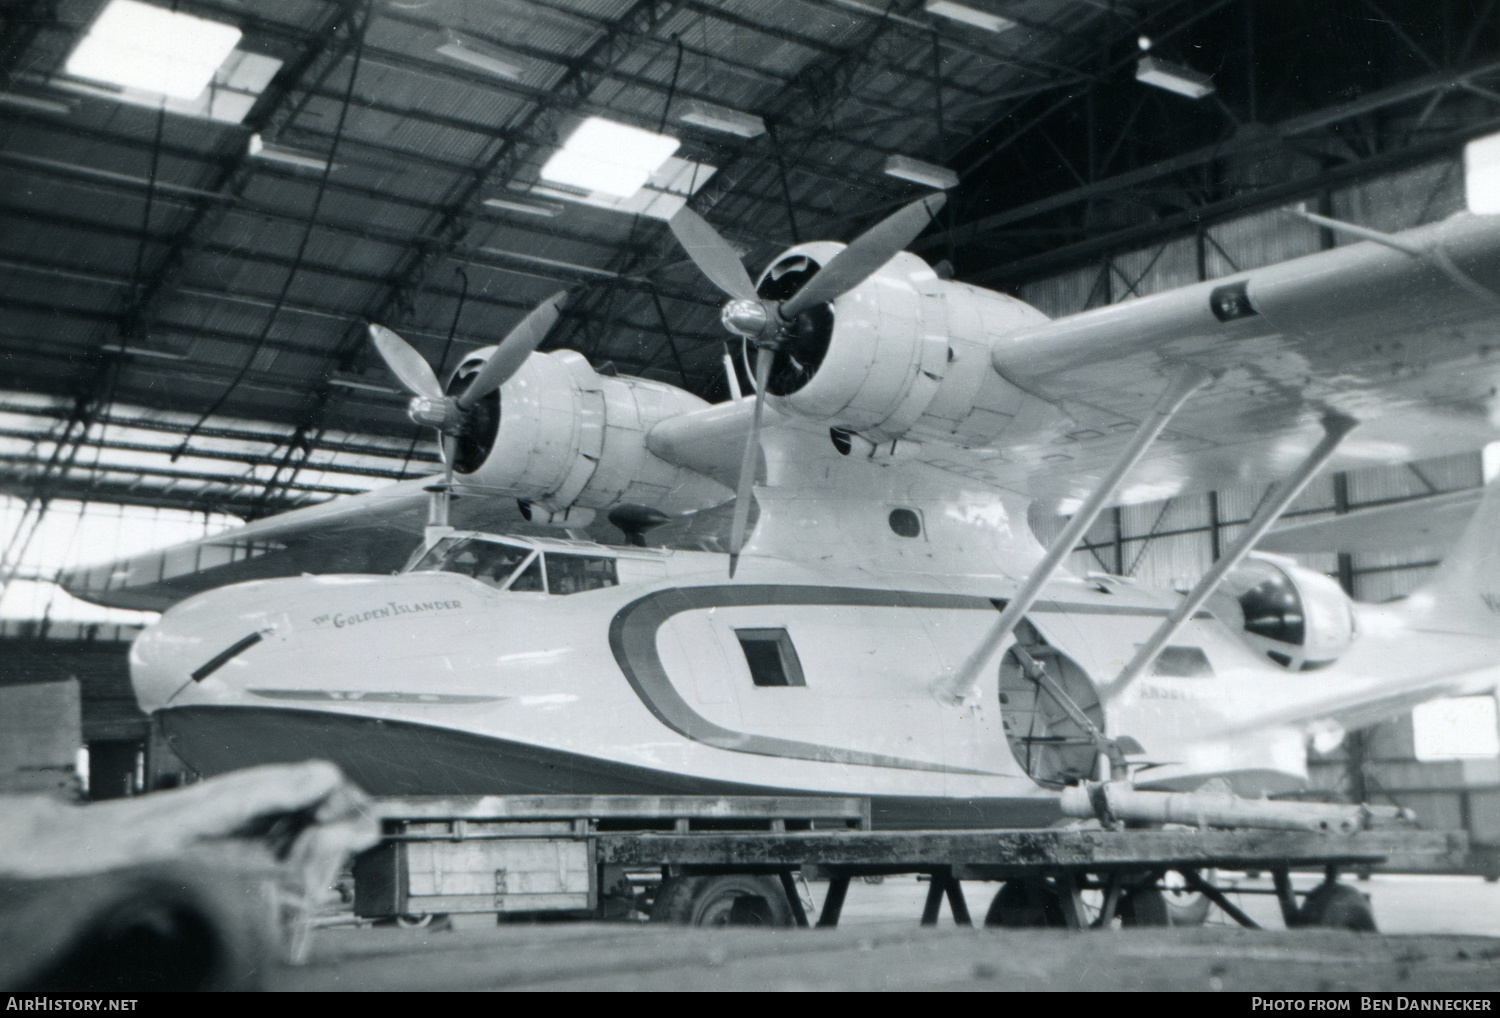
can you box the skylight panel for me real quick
[541,117,680,199]
[65,0,242,101]
[530,156,716,221]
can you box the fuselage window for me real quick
[413,537,534,590]
[543,553,618,595]
[1151,645,1214,677]
[734,628,806,687]
[888,508,922,538]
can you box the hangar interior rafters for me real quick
[2,0,1500,854]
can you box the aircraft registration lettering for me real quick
[322,599,464,628]
[1136,683,1201,701]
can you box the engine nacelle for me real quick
[446,349,731,516]
[752,243,1056,447]
[1213,554,1357,671]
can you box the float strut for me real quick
[933,364,1212,705]
[1100,411,1357,703]
[423,481,454,548]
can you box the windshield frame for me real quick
[406,535,542,592]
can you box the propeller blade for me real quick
[727,347,774,577]
[368,323,443,400]
[457,290,568,410]
[780,193,946,320]
[668,207,758,302]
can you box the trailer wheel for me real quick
[984,879,1067,927]
[1118,888,1172,927]
[650,875,794,927]
[1298,882,1377,932]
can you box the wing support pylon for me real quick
[1100,410,1358,703]
[932,364,1214,711]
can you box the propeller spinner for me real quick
[666,193,946,574]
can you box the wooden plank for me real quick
[594,828,1463,871]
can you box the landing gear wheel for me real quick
[984,879,1067,928]
[1298,882,1377,931]
[649,875,794,927]
[395,913,434,929]
[1118,888,1173,927]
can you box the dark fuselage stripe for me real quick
[191,630,262,682]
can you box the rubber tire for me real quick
[649,875,794,927]
[984,879,1067,928]
[1298,881,1377,932]
[1118,888,1173,927]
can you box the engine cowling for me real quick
[444,348,731,516]
[1213,554,1357,671]
[751,242,1054,447]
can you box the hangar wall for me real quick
[1023,152,1500,871]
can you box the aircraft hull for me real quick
[154,704,1062,830]
[131,549,1370,815]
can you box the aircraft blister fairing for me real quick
[64,136,1500,825]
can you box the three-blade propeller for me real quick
[668,193,946,574]
[367,290,569,485]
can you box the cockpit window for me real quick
[543,553,618,595]
[413,537,535,590]
[510,556,544,592]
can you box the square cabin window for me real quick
[543,553,618,595]
[735,628,806,687]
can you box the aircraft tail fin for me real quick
[1402,469,1500,635]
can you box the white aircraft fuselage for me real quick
[131,529,1500,829]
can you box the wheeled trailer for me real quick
[350,794,1465,932]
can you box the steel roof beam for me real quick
[0,401,439,465]
[0,251,726,360]
[938,54,1500,263]
[0,453,368,498]
[116,1,363,342]
[969,114,1500,287]
[0,475,320,517]
[0,428,421,482]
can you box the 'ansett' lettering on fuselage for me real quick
[319,600,463,628]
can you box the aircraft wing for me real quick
[1256,489,1482,555]
[904,212,1500,512]
[60,477,533,611]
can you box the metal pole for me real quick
[1100,412,1357,703]
[933,364,1213,704]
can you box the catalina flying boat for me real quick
[63,137,1500,827]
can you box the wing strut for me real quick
[1099,410,1358,704]
[932,364,1214,707]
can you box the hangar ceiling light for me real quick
[1135,55,1215,99]
[541,117,680,199]
[883,154,959,191]
[483,195,565,218]
[677,100,765,138]
[922,1,1014,34]
[65,0,242,101]
[248,133,334,172]
[436,29,522,81]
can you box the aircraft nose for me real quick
[129,614,199,713]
